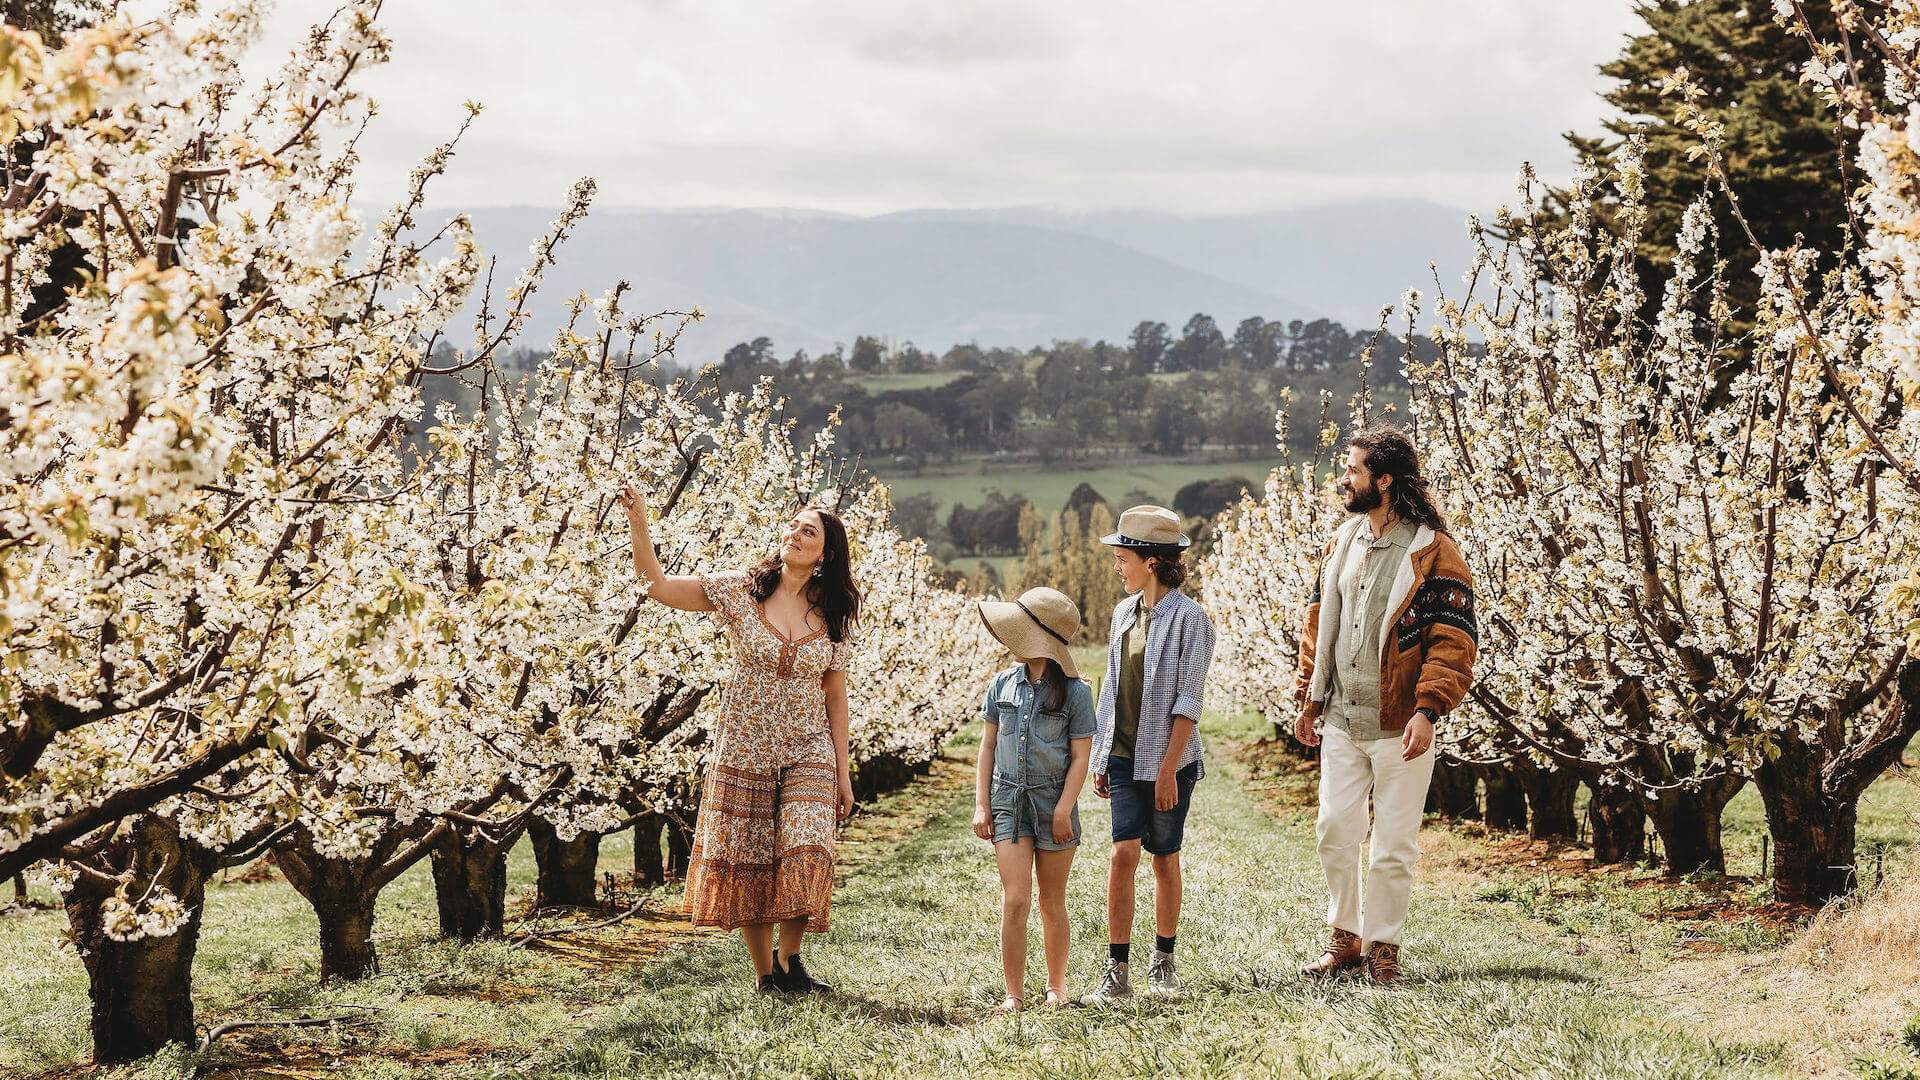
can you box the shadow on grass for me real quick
[1411,962,1593,986]
[798,991,974,1027]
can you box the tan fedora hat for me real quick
[1099,504,1190,550]
[977,587,1082,678]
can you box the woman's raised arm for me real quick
[618,483,714,612]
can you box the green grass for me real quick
[531,708,1785,1079]
[2,681,1825,1078]
[850,372,964,393]
[879,456,1283,519]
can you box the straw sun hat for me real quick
[1098,504,1190,550]
[977,587,1082,679]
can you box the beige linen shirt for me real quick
[1324,519,1416,742]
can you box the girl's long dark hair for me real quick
[1349,425,1449,533]
[748,506,862,642]
[1036,657,1071,711]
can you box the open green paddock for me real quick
[877,456,1287,519]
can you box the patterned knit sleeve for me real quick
[699,570,752,629]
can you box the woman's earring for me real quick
[812,562,823,579]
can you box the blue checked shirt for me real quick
[1093,588,1215,781]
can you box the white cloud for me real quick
[253,0,1643,215]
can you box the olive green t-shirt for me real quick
[1113,598,1151,760]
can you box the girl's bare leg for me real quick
[1035,845,1077,1000]
[994,838,1036,1005]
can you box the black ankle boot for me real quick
[776,951,832,994]
[757,971,784,994]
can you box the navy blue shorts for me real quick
[1106,758,1199,855]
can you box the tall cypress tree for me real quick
[1547,1,1867,338]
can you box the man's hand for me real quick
[1154,768,1180,812]
[1051,807,1075,845]
[1294,701,1323,747]
[972,804,993,841]
[1093,772,1110,800]
[1401,711,1434,761]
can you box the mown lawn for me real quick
[878,456,1284,520]
[848,372,965,393]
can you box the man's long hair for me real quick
[1349,425,1449,533]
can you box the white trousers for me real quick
[1315,725,1435,946]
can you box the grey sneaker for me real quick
[1079,959,1132,1005]
[1146,949,1179,995]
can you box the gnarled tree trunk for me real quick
[64,815,217,1064]
[1752,662,1920,905]
[1521,762,1579,840]
[1584,777,1646,864]
[528,818,602,909]
[1638,757,1743,876]
[853,754,910,800]
[1480,765,1529,831]
[273,822,430,980]
[1426,758,1480,820]
[632,812,667,887]
[665,812,693,878]
[429,825,510,940]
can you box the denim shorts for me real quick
[1107,758,1199,855]
[989,776,1080,850]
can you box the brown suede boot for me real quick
[1300,927,1363,978]
[1365,941,1402,986]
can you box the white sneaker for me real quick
[1146,949,1179,996]
[1079,958,1132,1005]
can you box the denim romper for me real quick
[982,666,1097,850]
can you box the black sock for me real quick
[1110,942,1130,964]
[1155,935,1176,955]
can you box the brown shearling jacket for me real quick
[1294,517,1478,732]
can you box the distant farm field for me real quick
[877,456,1286,516]
[849,372,965,392]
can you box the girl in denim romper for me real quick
[971,587,1096,1012]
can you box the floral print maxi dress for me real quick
[684,570,850,932]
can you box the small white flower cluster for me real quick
[99,887,189,943]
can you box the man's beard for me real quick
[1342,483,1384,514]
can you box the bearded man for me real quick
[1293,425,1477,985]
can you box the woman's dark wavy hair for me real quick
[747,506,862,642]
[1349,425,1449,533]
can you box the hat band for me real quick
[1112,533,1182,549]
[1016,600,1072,647]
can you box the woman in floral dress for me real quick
[619,485,859,994]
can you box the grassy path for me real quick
[3,710,1805,1079]
[538,712,1788,1079]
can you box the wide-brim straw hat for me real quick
[977,587,1082,679]
[1099,504,1191,550]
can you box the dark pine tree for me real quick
[1549,1,1869,339]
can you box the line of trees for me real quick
[1203,2,1920,908]
[0,10,995,1066]
[702,318,1437,467]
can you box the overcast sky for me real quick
[256,1,1644,217]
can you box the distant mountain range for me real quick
[446,199,1476,366]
